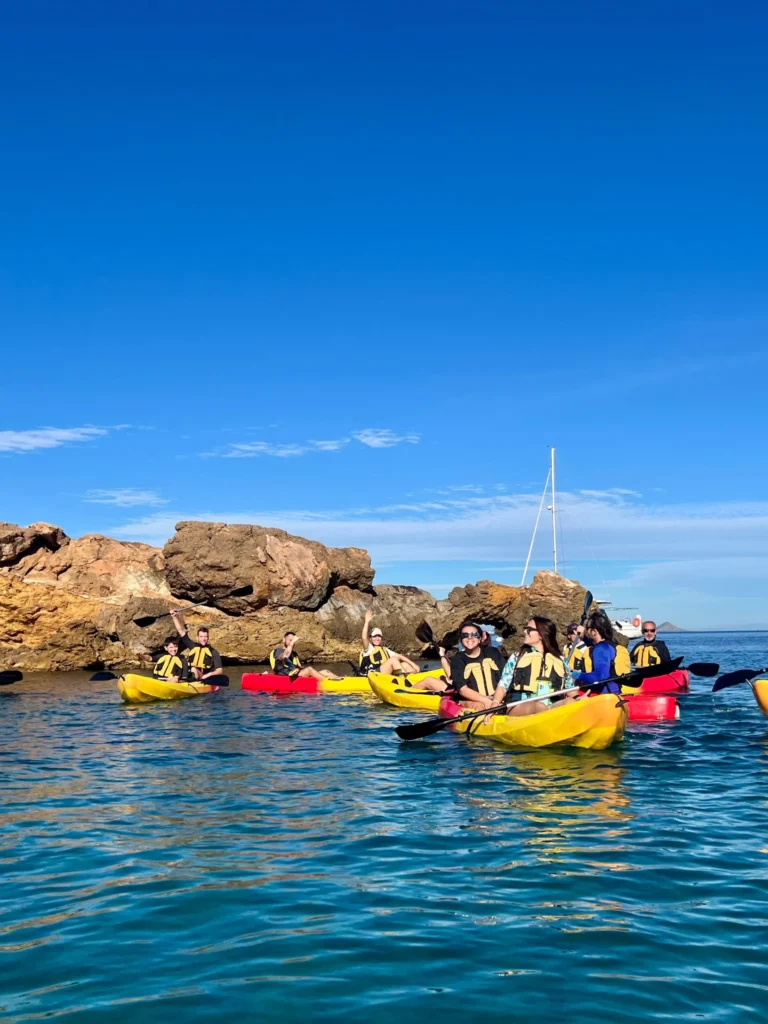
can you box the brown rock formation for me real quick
[163,521,374,613]
[0,519,593,671]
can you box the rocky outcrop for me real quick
[0,519,592,671]
[163,521,374,612]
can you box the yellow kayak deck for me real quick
[368,671,446,710]
[753,678,768,716]
[118,673,218,704]
[448,694,627,750]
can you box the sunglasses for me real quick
[523,625,539,634]
[643,629,656,634]
[460,631,481,640]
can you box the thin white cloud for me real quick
[308,439,350,452]
[109,490,768,568]
[223,442,309,458]
[352,428,420,448]
[85,488,168,508]
[211,430,417,458]
[0,426,107,453]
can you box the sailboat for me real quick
[521,448,641,640]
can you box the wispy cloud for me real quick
[223,442,310,458]
[110,490,768,568]
[0,426,107,453]
[85,488,168,507]
[352,428,420,448]
[211,429,418,458]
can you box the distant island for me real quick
[657,621,686,632]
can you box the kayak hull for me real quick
[625,693,679,721]
[368,671,446,710]
[118,673,218,703]
[752,678,768,716]
[622,669,690,695]
[438,694,627,750]
[241,669,444,696]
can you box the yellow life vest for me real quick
[269,648,302,674]
[154,653,184,678]
[510,650,567,697]
[186,644,216,671]
[358,645,392,671]
[632,643,663,668]
[612,644,631,676]
[565,640,589,672]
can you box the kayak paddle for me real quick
[683,662,719,678]
[395,660,675,741]
[132,584,254,628]
[712,667,768,693]
[0,670,23,686]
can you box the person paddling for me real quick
[359,610,421,676]
[571,612,626,695]
[269,632,342,681]
[630,621,671,668]
[170,610,225,681]
[153,636,186,680]
[492,617,571,717]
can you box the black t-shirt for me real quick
[179,633,222,672]
[449,646,507,697]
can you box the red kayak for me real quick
[625,693,680,721]
[634,669,689,695]
[240,673,371,695]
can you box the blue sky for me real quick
[2,1,768,628]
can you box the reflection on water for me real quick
[2,638,768,1022]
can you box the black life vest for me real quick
[154,654,184,678]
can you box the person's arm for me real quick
[574,643,613,683]
[362,609,373,648]
[457,684,494,706]
[202,649,224,679]
[170,608,188,638]
[657,640,671,662]
[439,647,451,679]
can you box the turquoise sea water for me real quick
[2,632,768,1022]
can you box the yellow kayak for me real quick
[118,673,219,704]
[368,670,446,710]
[441,693,627,750]
[753,678,768,716]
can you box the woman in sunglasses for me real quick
[492,616,570,716]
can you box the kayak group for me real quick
[155,604,674,717]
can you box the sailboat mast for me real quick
[551,446,558,573]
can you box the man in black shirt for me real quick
[170,609,225,681]
[630,621,671,668]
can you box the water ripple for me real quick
[2,635,768,1021]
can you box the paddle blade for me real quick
[213,675,230,687]
[582,590,593,622]
[396,716,452,741]
[686,662,719,678]
[0,670,23,686]
[712,669,766,693]
[415,621,436,646]
[90,671,118,681]
[132,614,159,628]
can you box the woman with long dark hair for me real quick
[492,615,571,717]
